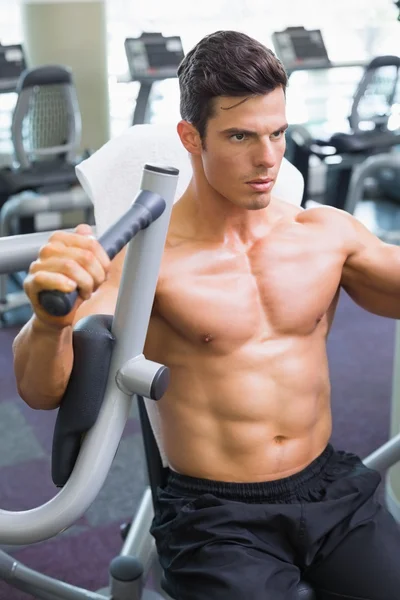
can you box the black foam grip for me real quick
[99,190,166,260]
[51,314,115,487]
[39,190,166,317]
[39,289,79,318]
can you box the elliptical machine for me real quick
[286,54,400,209]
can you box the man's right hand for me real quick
[24,224,111,329]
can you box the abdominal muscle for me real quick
[157,334,332,483]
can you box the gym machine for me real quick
[0,164,399,599]
[124,33,184,126]
[0,43,26,94]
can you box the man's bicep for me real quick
[340,214,400,317]
[341,215,390,284]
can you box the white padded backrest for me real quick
[76,123,304,238]
[76,123,304,468]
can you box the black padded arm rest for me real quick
[51,314,115,487]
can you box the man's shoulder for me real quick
[295,203,352,230]
[293,205,359,258]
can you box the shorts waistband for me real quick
[166,444,334,503]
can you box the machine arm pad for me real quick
[51,314,115,487]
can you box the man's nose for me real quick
[254,139,276,169]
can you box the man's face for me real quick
[201,88,287,210]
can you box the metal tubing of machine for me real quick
[363,432,400,473]
[0,229,78,274]
[0,191,92,237]
[6,560,106,600]
[121,487,156,576]
[344,153,400,215]
[111,165,178,354]
[0,165,178,544]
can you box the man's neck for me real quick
[177,179,274,248]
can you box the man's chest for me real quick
[153,230,344,348]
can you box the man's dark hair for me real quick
[177,30,288,141]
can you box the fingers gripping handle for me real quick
[38,190,166,317]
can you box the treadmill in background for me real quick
[272,26,331,74]
[0,43,26,94]
[124,32,184,125]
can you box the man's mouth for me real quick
[246,178,274,191]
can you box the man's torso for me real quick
[143,199,349,482]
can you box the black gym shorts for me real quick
[150,444,400,599]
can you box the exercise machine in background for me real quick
[273,26,400,209]
[272,26,365,75]
[0,43,26,94]
[0,64,93,325]
[395,0,400,21]
[124,33,184,126]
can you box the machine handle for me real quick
[38,190,166,317]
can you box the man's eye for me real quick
[231,133,246,141]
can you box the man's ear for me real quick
[177,120,202,155]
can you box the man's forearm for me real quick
[13,317,74,410]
